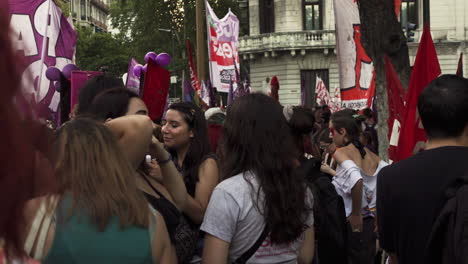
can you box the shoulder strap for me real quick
[232,225,269,264]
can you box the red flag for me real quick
[395,25,441,162]
[187,40,200,92]
[385,56,406,161]
[142,59,170,121]
[395,0,402,19]
[456,52,463,77]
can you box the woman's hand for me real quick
[348,213,363,232]
[149,135,169,161]
[320,163,335,175]
[146,159,163,183]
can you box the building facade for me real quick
[239,0,468,106]
[68,0,110,32]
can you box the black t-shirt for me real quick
[377,146,468,264]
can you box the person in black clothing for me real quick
[377,75,468,264]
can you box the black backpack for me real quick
[300,158,348,264]
[425,176,468,264]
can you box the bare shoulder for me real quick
[334,148,352,164]
[198,157,219,176]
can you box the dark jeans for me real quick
[347,217,376,264]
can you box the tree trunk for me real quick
[357,0,411,161]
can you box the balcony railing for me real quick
[91,0,110,13]
[239,30,336,54]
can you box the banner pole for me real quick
[37,0,52,103]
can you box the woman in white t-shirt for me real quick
[201,93,315,264]
[329,110,387,264]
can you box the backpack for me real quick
[300,158,348,264]
[425,176,468,264]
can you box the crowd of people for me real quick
[2,5,468,264]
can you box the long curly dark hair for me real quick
[166,102,212,196]
[220,93,311,244]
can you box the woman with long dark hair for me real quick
[201,93,314,263]
[330,110,387,264]
[162,102,219,226]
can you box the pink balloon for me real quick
[133,64,144,77]
[63,64,78,79]
[155,53,171,67]
[45,67,62,81]
[144,52,157,63]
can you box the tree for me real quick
[357,0,412,161]
[76,27,132,75]
[109,0,241,80]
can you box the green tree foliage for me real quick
[110,0,241,75]
[76,27,132,75]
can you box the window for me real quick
[303,0,322,30]
[301,70,329,107]
[80,0,86,20]
[400,0,418,27]
[259,0,274,34]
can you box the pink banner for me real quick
[125,57,140,95]
[206,0,240,93]
[9,0,77,122]
[70,71,103,111]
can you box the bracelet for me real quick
[156,155,172,165]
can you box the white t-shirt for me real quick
[200,172,314,264]
[333,160,388,217]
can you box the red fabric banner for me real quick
[187,40,200,92]
[142,59,170,121]
[385,56,406,162]
[395,25,441,162]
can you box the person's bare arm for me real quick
[202,234,229,264]
[149,137,188,211]
[183,158,219,224]
[298,227,315,264]
[151,211,176,264]
[105,115,153,170]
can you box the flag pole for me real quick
[37,0,53,103]
[196,0,206,82]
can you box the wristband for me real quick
[157,155,172,165]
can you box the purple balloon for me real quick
[62,64,78,79]
[45,66,62,81]
[144,52,158,63]
[142,64,148,73]
[155,53,171,67]
[54,81,61,92]
[133,64,143,77]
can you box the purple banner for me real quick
[125,57,140,95]
[9,0,77,123]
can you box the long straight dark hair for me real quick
[166,102,212,195]
[220,93,311,244]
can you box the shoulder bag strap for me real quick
[232,225,269,264]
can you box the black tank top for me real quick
[141,174,198,263]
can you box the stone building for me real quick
[67,0,111,32]
[238,0,468,106]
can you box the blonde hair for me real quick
[53,118,148,230]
